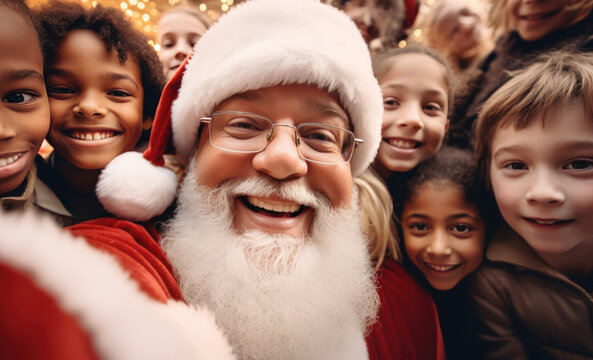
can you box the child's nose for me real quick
[73,90,107,120]
[252,124,307,180]
[396,103,423,131]
[174,42,192,61]
[426,230,453,256]
[525,170,566,205]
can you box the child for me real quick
[450,0,593,149]
[157,5,212,81]
[393,145,496,359]
[355,168,446,360]
[371,46,452,181]
[0,0,70,225]
[33,1,165,223]
[472,51,593,358]
[422,0,493,76]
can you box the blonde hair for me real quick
[475,50,593,185]
[488,0,593,34]
[422,0,493,72]
[355,168,402,271]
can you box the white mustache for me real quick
[212,176,329,210]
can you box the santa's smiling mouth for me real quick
[240,196,305,218]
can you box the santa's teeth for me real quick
[389,139,416,149]
[0,153,22,167]
[248,196,300,213]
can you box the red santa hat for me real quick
[97,0,383,221]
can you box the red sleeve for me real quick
[67,217,182,303]
[366,258,446,360]
[0,262,98,360]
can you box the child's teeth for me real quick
[72,131,115,140]
[0,153,22,167]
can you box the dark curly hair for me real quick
[32,0,164,124]
[390,145,499,241]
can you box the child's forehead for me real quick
[382,54,448,86]
[0,8,42,64]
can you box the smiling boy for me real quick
[33,2,164,223]
[471,51,593,359]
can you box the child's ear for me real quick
[142,117,153,131]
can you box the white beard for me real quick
[161,166,378,360]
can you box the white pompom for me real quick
[97,152,178,221]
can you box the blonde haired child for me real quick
[157,4,212,81]
[471,51,593,358]
[422,0,493,75]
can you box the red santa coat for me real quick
[0,212,234,360]
[366,258,446,360]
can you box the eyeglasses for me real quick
[200,111,362,164]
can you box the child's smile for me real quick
[489,99,593,257]
[45,29,146,171]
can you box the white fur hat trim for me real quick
[172,0,383,176]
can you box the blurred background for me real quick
[26,0,458,50]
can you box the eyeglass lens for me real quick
[208,112,355,163]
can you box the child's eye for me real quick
[450,223,472,233]
[383,97,399,109]
[3,91,36,104]
[504,162,527,170]
[564,159,593,171]
[409,223,428,231]
[423,103,443,113]
[161,39,175,48]
[108,90,132,97]
[48,86,76,97]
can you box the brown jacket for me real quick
[469,226,593,359]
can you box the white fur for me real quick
[162,168,378,360]
[172,0,383,176]
[0,210,235,360]
[96,151,178,221]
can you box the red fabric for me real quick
[366,258,446,360]
[403,0,420,29]
[143,53,192,166]
[67,217,182,303]
[0,262,98,360]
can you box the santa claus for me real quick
[1,0,443,359]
